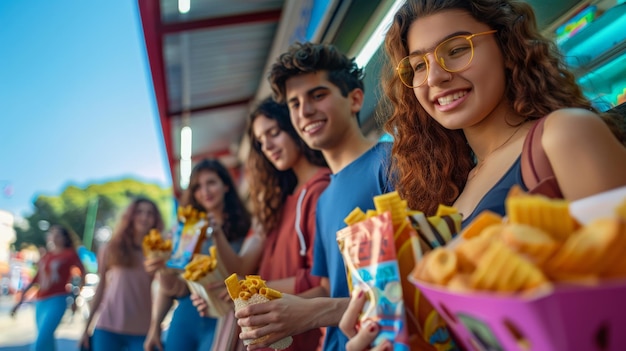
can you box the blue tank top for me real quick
[461,156,527,227]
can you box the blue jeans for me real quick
[92,329,145,351]
[32,295,68,351]
[165,295,217,351]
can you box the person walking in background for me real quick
[340,0,626,349]
[79,197,164,351]
[11,224,86,351]
[235,42,394,351]
[144,159,251,351]
[194,97,330,351]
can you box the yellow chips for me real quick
[142,229,172,255]
[182,246,219,281]
[224,273,282,301]
[413,190,626,293]
[506,186,578,240]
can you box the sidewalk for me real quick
[0,296,84,351]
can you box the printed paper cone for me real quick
[187,267,231,318]
[234,294,293,350]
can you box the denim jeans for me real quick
[165,295,217,351]
[32,294,68,351]
[92,328,146,351]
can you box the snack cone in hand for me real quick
[143,229,172,259]
[225,274,293,350]
[183,248,231,318]
[186,272,231,318]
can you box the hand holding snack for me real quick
[339,191,457,351]
[190,292,209,317]
[182,247,230,318]
[340,287,393,351]
[225,274,293,350]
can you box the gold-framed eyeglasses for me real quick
[396,30,497,88]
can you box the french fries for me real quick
[182,246,219,281]
[142,229,172,258]
[182,247,231,318]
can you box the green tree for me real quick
[13,178,174,250]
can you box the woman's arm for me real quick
[212,224,264,276]
[10,277,37,317]
[144,288,175,351]
[157,269,189,297]
[543,108,626,200]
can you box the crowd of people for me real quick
[10,0,626,350]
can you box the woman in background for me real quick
[11,225,85,351]
[80,197,164,351]
[144,159,251,351]
[195,97,330,351]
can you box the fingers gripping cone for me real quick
[225,274,293,350]
[183,247,231,318]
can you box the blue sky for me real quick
[0,1,171,217]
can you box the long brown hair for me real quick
[108,197,164,267]
[246,97,327,233]
[181,159,251,242]
[381,0,597,215]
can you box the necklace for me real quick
[468,125,523,180]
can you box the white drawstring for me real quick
[295,188,307,256]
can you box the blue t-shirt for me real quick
[462,156,526,227]
[312,142,393,351]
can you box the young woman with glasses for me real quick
[339,0,626,349]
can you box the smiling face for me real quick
[252,114,302,171]
[193,169,228,212]
[285,71,362,151]
[407,9,508,130]
[132,201,157,238]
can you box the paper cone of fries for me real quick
[225,274,293,350]
[143,229,173,260]
[183,248,232,318]
[186,270,231,318]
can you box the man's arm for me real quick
[236,277,348,350]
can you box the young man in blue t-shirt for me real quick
[235,42,393,351]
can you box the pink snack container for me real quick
[412,279,626,351]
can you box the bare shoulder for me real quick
[542,108,611,149]
[544,108,605,133]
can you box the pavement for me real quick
[0,295,85,351]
